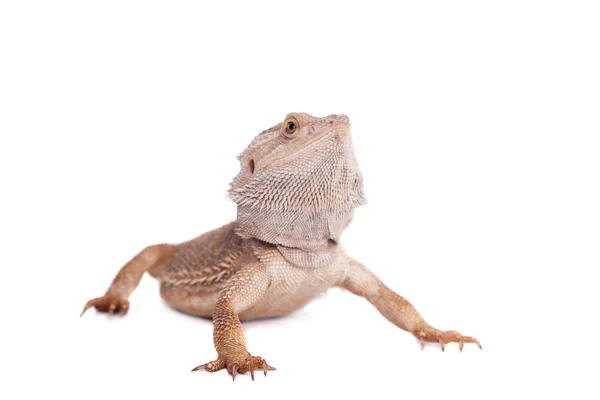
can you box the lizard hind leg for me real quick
[81,243,175,316]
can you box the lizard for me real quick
[81,112,481,380]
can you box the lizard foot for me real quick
[414,325,481,352]
[80,296,130,317]
[192,354,276,381]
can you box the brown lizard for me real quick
[81,112,481,380]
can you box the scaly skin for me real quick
[82,113,481,381]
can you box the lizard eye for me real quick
[284,119,298,138]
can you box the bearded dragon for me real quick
[81,113,481,380]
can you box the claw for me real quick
[420,338,425,351]
[458,337,464,352]
[108,303,117,315]
[80,302,93,317]
[439,337,445,352]
[460,335,482,350]
[250,365,255,381]
[262,359,275,376]
[191,364,207,372]
[231,364,238,381]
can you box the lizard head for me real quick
[229,112,366,250]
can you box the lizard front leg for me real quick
[339,258,481,351]
[81,243,174,316]
[192,262,276,380]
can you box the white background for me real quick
[1,1,599,399]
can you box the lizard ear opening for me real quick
[249,159,255,174]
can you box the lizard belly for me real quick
[239,279,327,321]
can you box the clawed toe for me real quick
[191,364,208,372]
[80,296,130,317]
[192,359,226,372]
